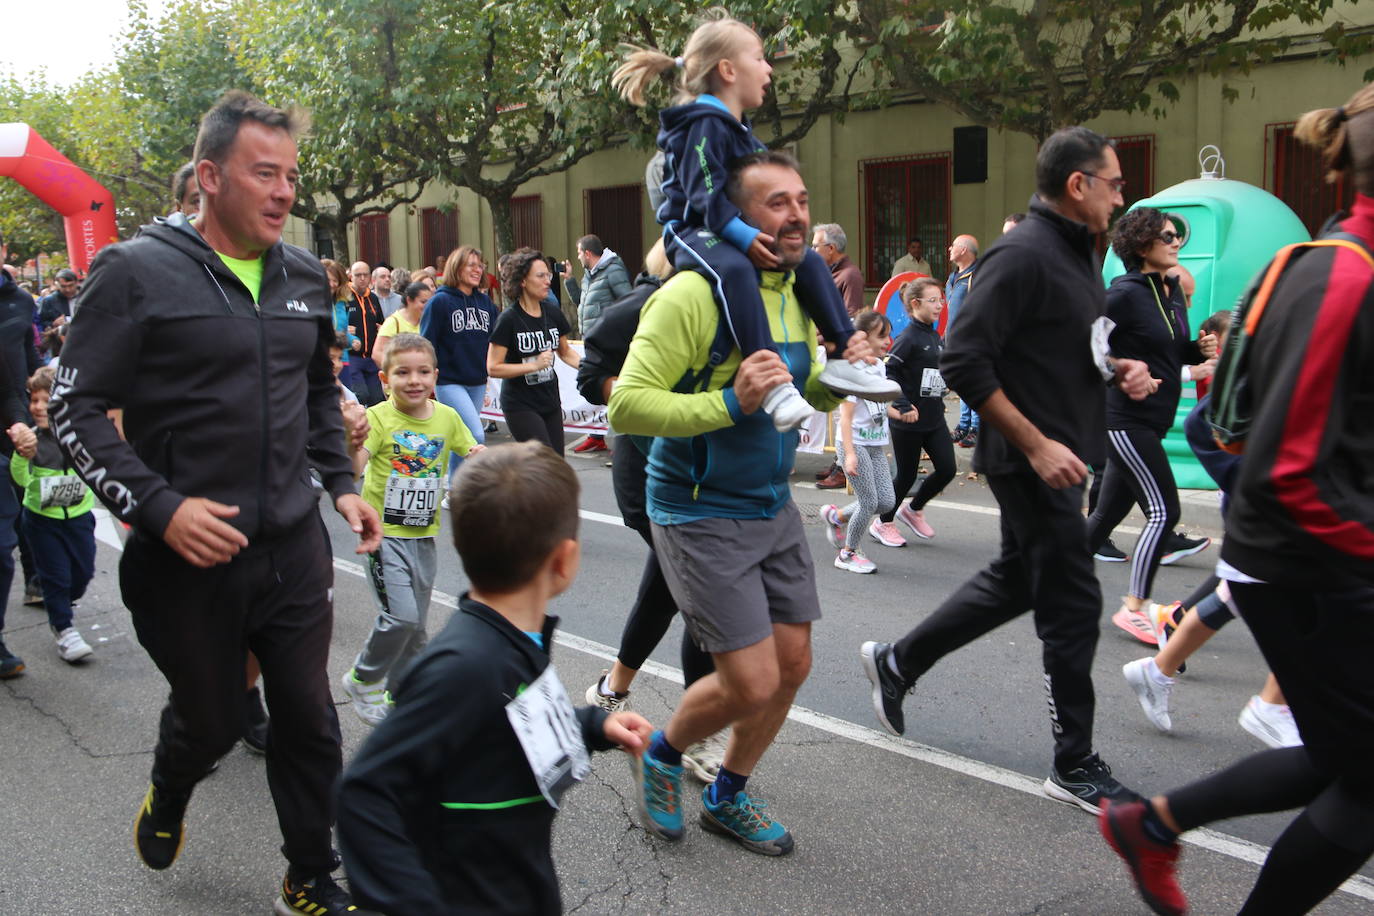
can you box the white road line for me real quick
[102,512,1370,902]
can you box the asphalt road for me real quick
[2,429,1370,915]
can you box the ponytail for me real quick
[1293,82,1374,194]
[612,9,759,108]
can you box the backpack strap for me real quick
[672,299,739,394]
[1243,237,1374,336]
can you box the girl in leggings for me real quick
[872,278,957,547]
[1101,86,1374,916]
[1085,207,1216,637]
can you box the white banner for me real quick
[479,341,608,435]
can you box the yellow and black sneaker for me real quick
[133,782,190,870]
[273,870,360,915]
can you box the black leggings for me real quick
[1085,427,1180,600]
[504,407,565,456]
[880,425,956,523]
[1162,580,1374,914]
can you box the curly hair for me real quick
[500,248,546,304]
[1110,207,1168,273]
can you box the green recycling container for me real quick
[1101,155,1310,489]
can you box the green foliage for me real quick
[852,0,1371,140]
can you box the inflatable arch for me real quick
[0,122,118,275]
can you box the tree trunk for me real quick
[326,213,351,265]
[487,193,515,262]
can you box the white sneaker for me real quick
[1122,658,1172,732]
[868,519,906,547]
[835,548,876,574]
[54,627,93,663]
[584,670,630,713]
[341,669,392,727]
[762,383,813,432]
[682,730,728,784]
[441,494,451,511]
[820,504,845,549]
[818,358,902,401]
[895,504,935,539]
[1239,695,1302,748]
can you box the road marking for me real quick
[331,549,1372,902]
[104,512,1355,898]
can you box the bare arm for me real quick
[486,342,552,380]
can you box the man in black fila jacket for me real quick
[861,127,1157,815]
[50,91,380,916]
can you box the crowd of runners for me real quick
[0,10,1371,916]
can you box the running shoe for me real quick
[584,669,630,714]
[1122,658,1173,732]
[134,782,191,870]
[341,669,392,727]
[958,428,977,448]
[1238,696,1302,748]
[820,503,843,543]
[23,582,44,607]
[1100,799,1187,916]
[859,640,909,736]
[818,359,901,401]
[762,383,813,433]
[273,870,360,915]
[0,642,23,679]
[630,733,684,841]
[243,685,269,755]
[1112,606,1159,646]
[682,730,727,784]
[868,518,906,547]
[54,626,93,662]
[1148,601,1188,674]
[1159,532,1211,566]
[572,434,608,453]
[700,787,795,856]
[895,504,935,539]
[1044,753,1138,815]
[950,425,969,444]
[835,548,876,574]
[1093,539,1129,562]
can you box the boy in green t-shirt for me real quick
[342,333,481,725]
[7,366,97,664]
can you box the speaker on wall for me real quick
[953,126,988,185]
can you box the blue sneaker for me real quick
[700,787,795,856]
[631,733,684,841]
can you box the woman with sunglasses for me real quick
[1086,208,1217,639]
[868,277,958,548]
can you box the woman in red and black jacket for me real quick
[1101,84,1374,916]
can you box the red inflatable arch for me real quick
[0,122,118,275]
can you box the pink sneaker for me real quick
[835,548,876,574]
[1111,606,1159,646]
[868,519,906,547]
[895,504,935,539]
[820,505,845,549]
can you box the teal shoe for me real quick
[631,732,684,840]
[700,787,795,856]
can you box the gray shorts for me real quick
[650,502,822,653]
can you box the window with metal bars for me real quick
[356,213,390,266]
[1266,122,1353,238]
[584,184,644,275]
[1099,135,1155,253]
[421,207,460,273]
[861,153,951,283]
[511,195,543,252]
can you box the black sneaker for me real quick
[134,782,192,869]
[274,870,361,915]
[1093,539,1129,562]
[958,428,978,449]
[860,641,910,736]
[950,425,969,444]
[1044,753,1139,815]
[242,686,269,755]
[23,583,44,607]
[1159,531,1211,566]
[0,642,24,679]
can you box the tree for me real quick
[850,0,1374,141]
[237,0,429,262]
[0,74,73,264]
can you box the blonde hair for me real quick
[441,245,485,289]
[612,10,760,107]
[27,365,57,394]
[643,237,674,279]
[1294,82,1374,195]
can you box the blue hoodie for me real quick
[420,284,498,387]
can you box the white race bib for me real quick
[40,474,86,509]
[919,367,947,399]
[505,664,590,808]
[383,475,440,528]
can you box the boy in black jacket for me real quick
[337,442,653,915]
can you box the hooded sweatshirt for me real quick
[49,213,354,540]
[0,270,39,448]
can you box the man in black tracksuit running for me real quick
[50,92,380,915]
[860,127,1157,814]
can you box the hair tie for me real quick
[1335,106,1348,124]
[674,56,686,69]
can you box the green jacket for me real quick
[11,427,95,519]
[609,269,841,522]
